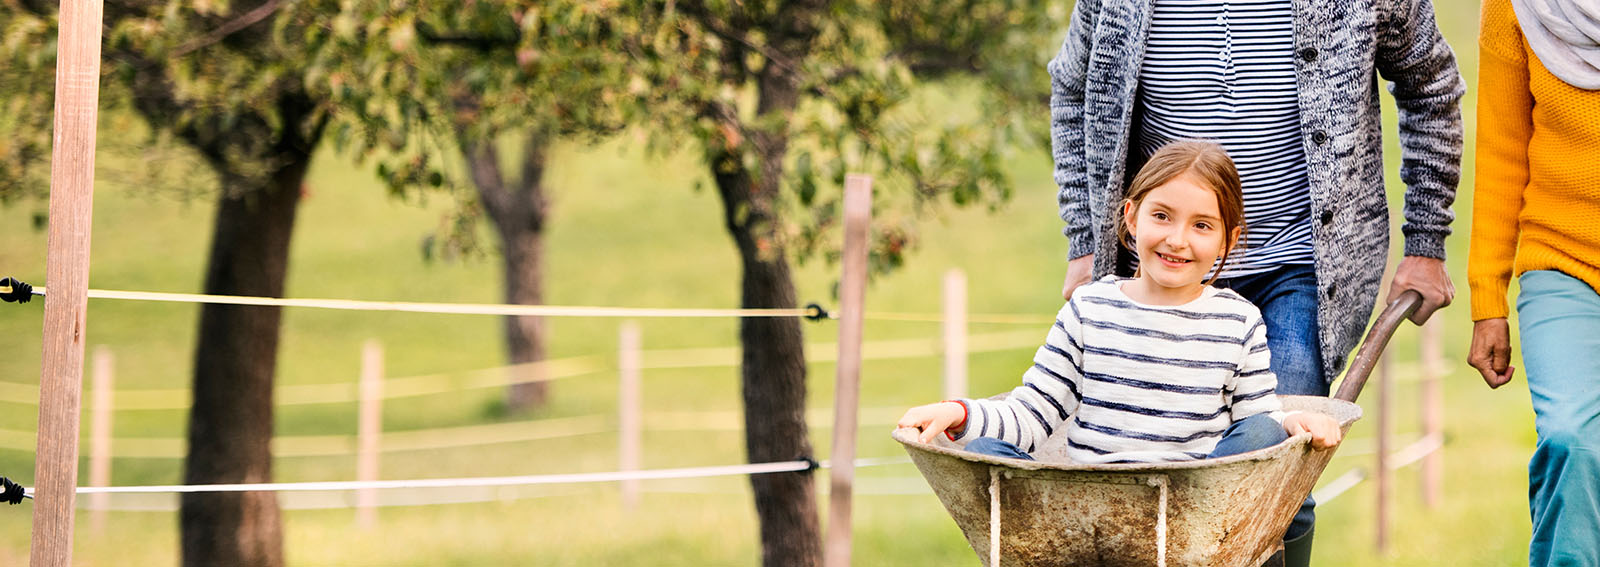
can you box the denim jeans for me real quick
[1518,270,1600,567]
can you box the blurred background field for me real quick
[0,0,1542,564]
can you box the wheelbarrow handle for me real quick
[1332,289,1423,403]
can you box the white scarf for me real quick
[1512,0,1600,90]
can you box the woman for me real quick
[1467,0,1600,564]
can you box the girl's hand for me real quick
[897,402,967,444]
[1467,318,1516,389]
[1282,412,1343,449]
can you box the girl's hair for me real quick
[1118,140,1246,285]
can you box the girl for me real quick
[899,140,1341,465]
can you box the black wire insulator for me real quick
[803,303,830,322]
[797,456,820,474]
[0,278,33,304]
[0,477,24,505]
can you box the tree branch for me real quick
[415,21,520,52]
[168,0,286,59]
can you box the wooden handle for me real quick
[1333,290,1423,402]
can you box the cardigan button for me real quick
[1311,131,1329,144]
[1299,47,1319,61]
[1321,210,1334,225]
[1327,284,1338,299]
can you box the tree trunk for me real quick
[180,154,308,567]
[711,138,821,566]
[463,131,551,411]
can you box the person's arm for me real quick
[1466,0,1531,389]
[1231,317,1342,448]
[1375,0,1467,324]
[950,299,1086,453]
[1051,0,1100,299]
[1229,315,1285,422]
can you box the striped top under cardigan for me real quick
[1138,0,1315,277]
[952,277,1285,464]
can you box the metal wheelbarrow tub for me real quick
[894,291,1422,567]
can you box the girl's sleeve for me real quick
[1229,315,1285,423]
[1467,0,1532,321]
[953,299,1085,453]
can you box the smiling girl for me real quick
[899,140,1341,464]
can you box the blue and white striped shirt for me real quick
[954,277,1283,463]
[1136,0,1315,277]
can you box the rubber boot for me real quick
[1282,526,1314,567]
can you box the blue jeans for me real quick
[1518,270,1600,567]
[1215,264,1322,539]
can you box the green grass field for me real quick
[0,1,1550,564]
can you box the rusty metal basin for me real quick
[895,395,1361,567]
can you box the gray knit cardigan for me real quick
[1050,0,1466,381]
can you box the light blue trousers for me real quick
[1518,270,1600,567]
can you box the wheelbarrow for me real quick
[892,291,1422,567]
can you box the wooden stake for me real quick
[824,174,872,567]
[1376,352,1392,553]
[32,0,104,564]
[942,269,968,401]
[618,322,641,509]
[88,346,113,534]
[1420,318,1444,508]
[356,340,383,528]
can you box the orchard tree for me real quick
[2,1,330,565]
[620,1,1058,564]
[290,1,649,411]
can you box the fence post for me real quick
[943,269,968,401]
[619,321,642,509]
[825,174,872,567]
[88,346,114,534]
[1376,352,1392,553]
[1420,318,1444,508]
[357,339,384,528]
[32,0,105,563]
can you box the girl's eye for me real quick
[1152,211,1169,221]
[1195,222,1213,231]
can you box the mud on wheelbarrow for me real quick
[893,291,1423,567]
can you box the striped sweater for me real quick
[953,277,1283,463]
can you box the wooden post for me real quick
[88,346,114,534]
[1420,318,1444,508]
[942,269,968,401]
[1376,352,1392,553]
[825,174,872,567]
[356,340,383,528]
[618,322,642,509]
[32,0,104,564]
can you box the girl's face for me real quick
[1122,174,1241,304]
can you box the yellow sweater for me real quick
[1469,0,1600,321]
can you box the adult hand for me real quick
[1283,412,1343,449]
[1467,318,1516,389]
[897,402,967,444]
[1062,254,1096,300]
[1388,256,1454,324]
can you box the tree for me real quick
[292,1,647,411]
[4,2,327,565]
[618,1,1056,564]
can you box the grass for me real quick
[0,0,1548,564]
